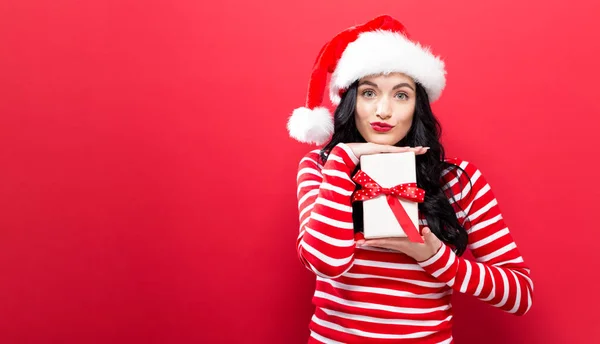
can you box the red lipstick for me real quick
[370,122,394,132]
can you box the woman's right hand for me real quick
[345,143,430,159]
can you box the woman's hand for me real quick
[345,143,430,159]
[356,227,443,262]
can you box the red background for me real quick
[1,0,599,343]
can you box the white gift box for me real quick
[359,151,420,239]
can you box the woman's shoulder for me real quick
[443,155,488,173]
[298,143,353,167]
[298,148,325,171]
[441,156,481,185]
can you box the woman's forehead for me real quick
[359,72,416,87]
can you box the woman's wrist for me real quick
[416,241,444,264]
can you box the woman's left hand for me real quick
[356,227,443,262]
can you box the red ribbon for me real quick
[352,170,425,243]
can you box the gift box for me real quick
[352,152,425,242]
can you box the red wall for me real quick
[1,0,599,343]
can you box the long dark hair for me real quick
[319,80,471,255]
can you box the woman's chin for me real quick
[366,134,399,146]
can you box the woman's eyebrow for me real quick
[392,83,415,91]
[358,80,415,91]
[358,80,378,88]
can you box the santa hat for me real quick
[287,15,447,145]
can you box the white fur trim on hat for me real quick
[329,30,446,104]
[287,106,333,145]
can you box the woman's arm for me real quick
[417,160,533,315]
[295,143,358,279]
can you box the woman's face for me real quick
[355,72,417,145]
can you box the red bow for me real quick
[352,170,425,243]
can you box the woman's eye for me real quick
[396,93,408,100]
[362,90,375,97]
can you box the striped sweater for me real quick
[295,143,533,343]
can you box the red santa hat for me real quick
[287,15,447,145]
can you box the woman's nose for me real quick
[376,99,392,119]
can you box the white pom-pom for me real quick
[287,106,333,145]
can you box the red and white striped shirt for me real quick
[295,143,533,343]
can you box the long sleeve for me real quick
[295,143,359,279]
[417,160,534,315]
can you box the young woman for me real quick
[287,15,533,343]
